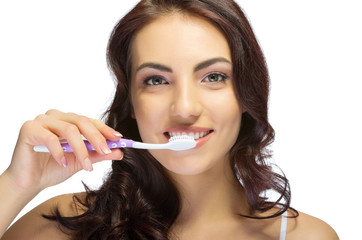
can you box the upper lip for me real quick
[164,126,213,133]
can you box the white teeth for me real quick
[188,132,195,139]
[167,131,211,140]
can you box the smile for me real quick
[163,126,214,143]
[166,130,213,140]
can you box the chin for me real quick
[152,151,222,176]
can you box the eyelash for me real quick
[202,72,229,84]
[142,75,168,86]
[142,72,229,86]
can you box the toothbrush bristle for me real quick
[169,135,194,141]
[168,135,196,150]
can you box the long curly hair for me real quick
[44,0,298,239]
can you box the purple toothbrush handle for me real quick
[59,142,77,152]
[59,139,135,152]
[59,141,95,152]
[106,139,135,149]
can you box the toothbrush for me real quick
[33,135,196,152]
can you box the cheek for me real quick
[132,95,168,141]
[206,89,241,120]
[208,90,242,139]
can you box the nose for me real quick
[170,79,202,120]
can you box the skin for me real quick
[130,14,241,176]
[0,14,339,240]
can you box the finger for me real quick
[55,123,93,171]
[90,118,123,140]
[46,110,122,139]
[22,121,65,167]
[64,149,123,172]
[73,117,113,155]
[46,111,122,154]
[40,131,68,168]
[36,115,92,171]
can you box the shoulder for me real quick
[2,192,87,240]
[287,211,339,240]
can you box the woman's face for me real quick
[130,14,242,175]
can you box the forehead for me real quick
[131,13,231,70]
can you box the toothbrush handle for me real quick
[33,139,136,153]
[106,139,135,149]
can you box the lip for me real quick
[163,126,214,148]
[194,130,214,148]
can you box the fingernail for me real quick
[113,131,123,137]
[61,157,68,168]
[100,143,112,154]
[84,158,93,172]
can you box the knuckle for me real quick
[95,120,107,131]
[20,120,34,134]
[34,114,47,121]
[65,111,78,119]
[63,123,79,135]
[44,133,59,144]
[94,119,111,133]
[94,119,105,126]
[45,109,59,116]
[21,120,33,129]
[77,115,90,125]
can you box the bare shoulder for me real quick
[287,211,339,240]
[2,192,87,240]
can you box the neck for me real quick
[168,157,248,226]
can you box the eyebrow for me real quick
[194,57,231,72]
[135,57,231,74]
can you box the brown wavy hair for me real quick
[44,0,298,239]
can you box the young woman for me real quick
[0,0,338,239]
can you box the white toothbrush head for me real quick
[167,135,196,151]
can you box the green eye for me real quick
[204,73,227,83]
[144,76,167,85]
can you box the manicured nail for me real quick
[61,157,68,168]
[100,143,112,155]
[113,131,123,137]
[84,158,93,172]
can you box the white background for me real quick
[0,1,361,238]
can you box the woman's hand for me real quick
[4,109,124,196]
